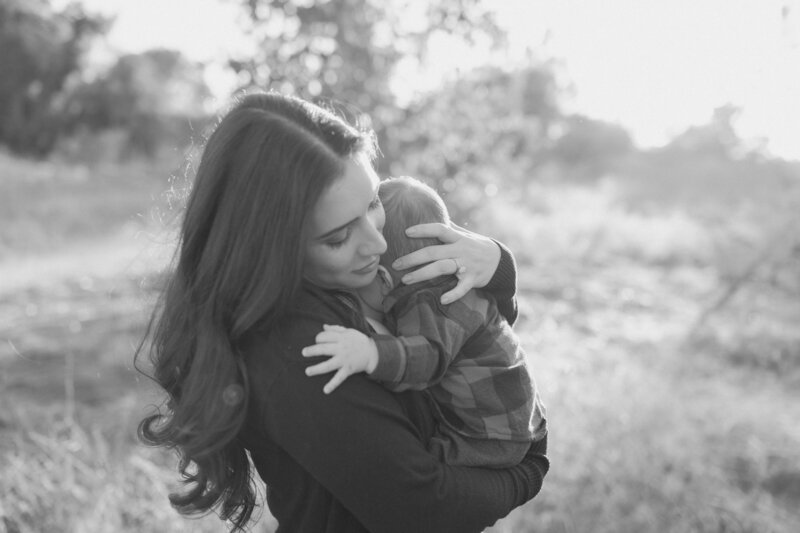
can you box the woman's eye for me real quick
[326,228,351,248]
[368,196,382,210]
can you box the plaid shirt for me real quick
[371,277,545,442]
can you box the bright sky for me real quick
[70,0,800,160]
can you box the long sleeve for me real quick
[369,290,480,389]
[484,240,519,325]
[244,310,546,533]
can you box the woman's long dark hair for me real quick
[136,92,376,530]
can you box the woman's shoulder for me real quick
[240,284,365,371]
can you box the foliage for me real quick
[613,111,800,214]
[216,0,639,219]
[0,1,211,160]
[386,64,560,206]
[379,61,634,220]
[229,0,502,104]
[226,0,505,172]
[62,49,212,159]
[0,0,107,156]
[666,104,754,159]
[548,114,634,180]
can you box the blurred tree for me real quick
[665,104,749,159]
[549,114,634,180]
[0,0,107,156]
[64,49,212,158]
[226,0,504,169]
[381,63,565,217]
[613,104,800,212]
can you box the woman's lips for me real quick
[354,258,379,274]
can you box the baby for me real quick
[303,176,547,467]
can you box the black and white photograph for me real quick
[1,1,799,532]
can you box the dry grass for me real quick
[1,155,799,532]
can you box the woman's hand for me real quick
[391,223,501,305]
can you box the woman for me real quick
[137,92,548,532]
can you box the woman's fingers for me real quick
[392,222,501,303]
[392,243,452,271]
[440,278,471,305]
[390,223,463,271]
[399,258,461,285]
[404,222,461,243]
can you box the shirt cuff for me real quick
[485,239,517,293]
[370,335,408,383]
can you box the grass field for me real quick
[1,151,799,532]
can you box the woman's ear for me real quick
[376,265,394,296]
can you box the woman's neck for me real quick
[356,293,385,322]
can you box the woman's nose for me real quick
[360,218,387,256]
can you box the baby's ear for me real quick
[377,265,394,295]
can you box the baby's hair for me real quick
[379,176,450,284]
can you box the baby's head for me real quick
[356,176,450,312]
[379,176,450,286]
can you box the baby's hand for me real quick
[302,324,379,394]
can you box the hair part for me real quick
[378,176,451,286]
[136,92,376,531]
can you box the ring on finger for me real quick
[452,258,466,275]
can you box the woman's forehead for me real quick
[310,158,379,238]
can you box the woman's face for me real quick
[304,156,387,290]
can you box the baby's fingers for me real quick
[323,367,352,395]
[302,344,336,358]
[314,329,347,344]
[304,357,341,377]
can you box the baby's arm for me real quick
[302,324,379,394]
[369,292,474,390]
[303,291,482,393]
[301,319,451,394]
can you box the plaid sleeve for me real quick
[370,292,482,389]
